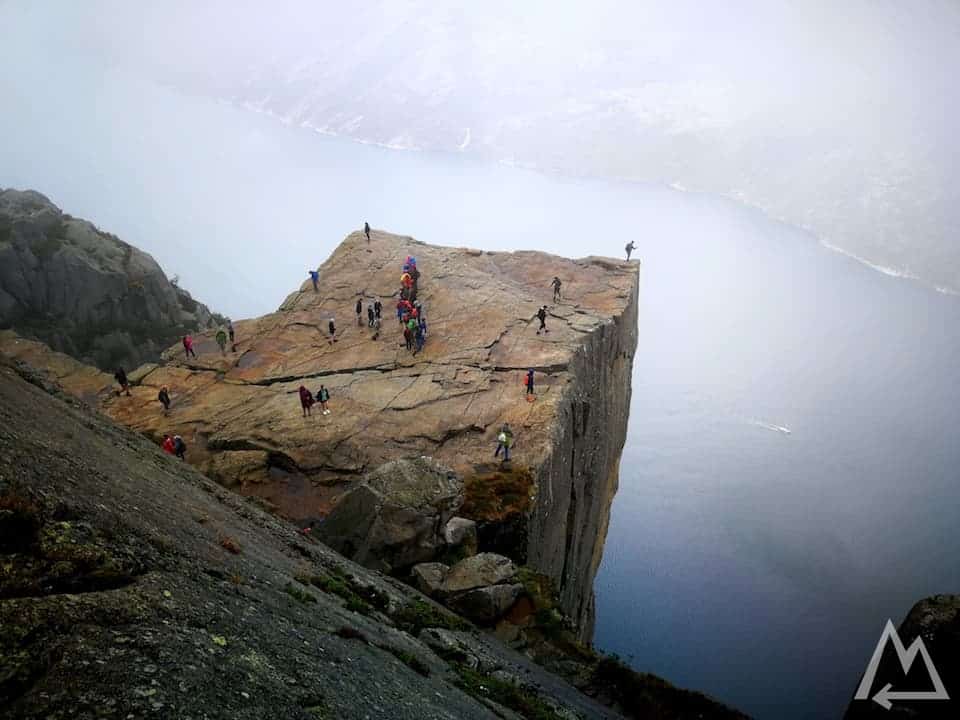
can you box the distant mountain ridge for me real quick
[0,189,223,371]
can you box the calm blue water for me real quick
[2,41,959,720]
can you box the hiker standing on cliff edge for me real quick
[364,222,371,242]
[551,276,562,302]
[308,270,319,292]
[625,241,637,261]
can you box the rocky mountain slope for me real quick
[0,355,749,719]
[2,229,639,644]
[0,189,220,371]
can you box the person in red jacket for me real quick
[182,335,197,359]
[161,434,175,454]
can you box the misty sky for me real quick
[3,0,959,293]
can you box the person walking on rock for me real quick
[173,434,187,460]
[182,334,197,359]
[299,385,314,417]
[158,386,171,414]
[227,321,236,351]
[495,424,513,462]
[536,306,549,335]
[625,241,637,261]
[367,303,375,328]
[551,276,562,302]
[316,385,331,415]
[328,318,337,344]
[525,369,535,400]
[374,299,382,322]
[216,327,228,355]
[308,269,320,292]
[414,321,425,355]
[162,434,175,454]
[364,222,371,242]
[114,367,131,397]
[356,297,363,326]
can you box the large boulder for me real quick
[444,516,478,557]
[447,583,524,623]
[411,562,449,597]
[441,552,518,595]
[317,457,463,573]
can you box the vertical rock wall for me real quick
[526,273,639,641]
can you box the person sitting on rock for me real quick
[551,276,562,302]
[316,385,331,415]
[158,386,171,414]
[299,385,314,416]
[173,434,187,460]
[114,367,131,397]
[215,327,228,355]
[308,269,320,292]
[536,306,549,335]
[161,434,175,454]
[182,334,197,359]
[327,318,337,344]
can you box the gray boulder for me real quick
[0,189,219,371]
[411,562,449,597]
[441,552,518,595]
[317,457,463,573]
[447,583,524,623]
[444,516,478,556]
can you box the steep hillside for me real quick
[0,357,747,719]
[0,189,221,371]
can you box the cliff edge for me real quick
[1,229,639,642]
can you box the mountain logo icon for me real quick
[854,619,950,710]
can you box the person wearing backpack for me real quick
[299,385,314,417]
[316,385,331,415]
[173,435,187,460]
[495,423,514,462]
[216,327,228,355]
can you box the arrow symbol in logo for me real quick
[855,620,950,710]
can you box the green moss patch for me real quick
[461,466,535,522]
[454,666,563,720]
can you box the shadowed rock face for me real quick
[0,189,218,371]
[0,229,639,641]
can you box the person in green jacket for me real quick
[215,328,228,355]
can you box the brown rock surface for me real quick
[0,229,639,639]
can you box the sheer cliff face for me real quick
[0,189,216,371]
[526,278,638,639]
[0,231,639,639]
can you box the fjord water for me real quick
[3,58,959,720]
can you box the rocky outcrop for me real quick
[844,595,959,719]
[0,228,639,642]
[316,457,463,573]
[0,357,632,720]
[0,189,219,371]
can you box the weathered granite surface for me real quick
[0,229,639,641]
[0,357,628,720]
[0,189,218,371]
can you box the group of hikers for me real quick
[298,384,332,416]
[180,320,236,360]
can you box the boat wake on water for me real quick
[747,418,792,435]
